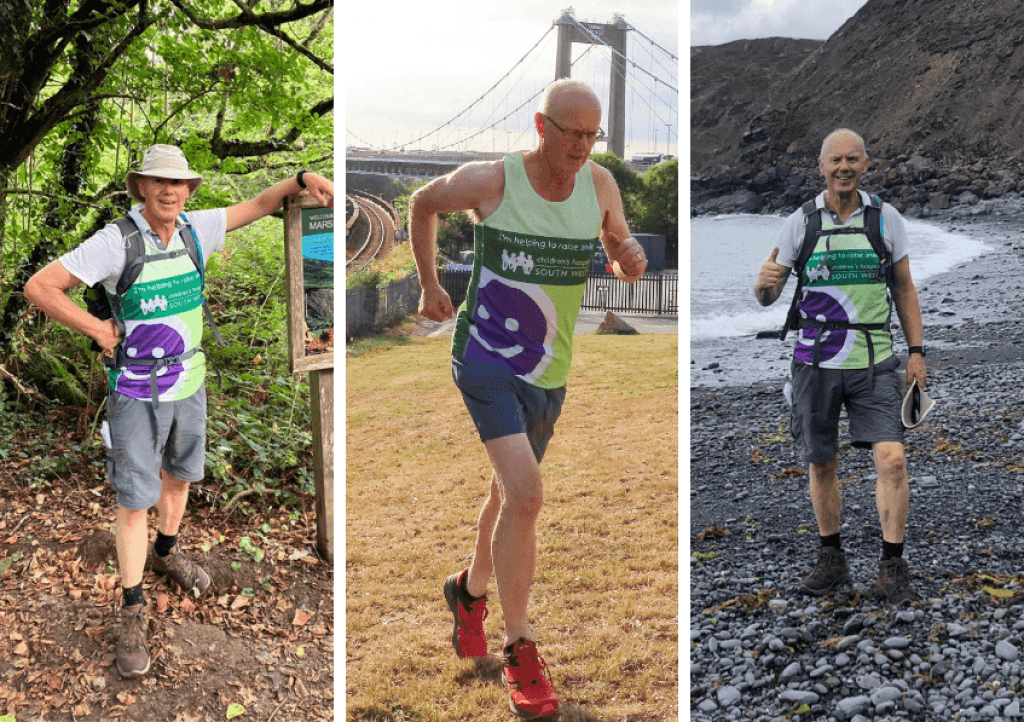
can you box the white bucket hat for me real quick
[125,144,203,202]
[901,377,935,428]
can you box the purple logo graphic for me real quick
[795,290,855,365]
[115,321,187,398]
[466,280,548,376]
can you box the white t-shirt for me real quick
[773,190,910,270]
[60,205,227,290]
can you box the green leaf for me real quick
[226,703,245,719]
[0,559,11,574]
[983,586,1014,599]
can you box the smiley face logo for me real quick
[465,269,557,381]
[115,316,193,399]
[796,287,857,365]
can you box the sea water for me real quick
[690,213,992,386]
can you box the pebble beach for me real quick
[690,204,1024,721]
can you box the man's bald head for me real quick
[540,79,602,118]
[820,128,867,161]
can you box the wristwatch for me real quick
[296,169,310,189]
[908,345,925,357]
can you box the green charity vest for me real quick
[451,153,601,388]
[108,225,206,401]
[794,211,892,370]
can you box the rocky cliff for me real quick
[692,0,1024,216]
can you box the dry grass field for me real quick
[346,334,678,721]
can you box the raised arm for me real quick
[225,171,334,233]
[24,261,121,354]
[409,161,504,321]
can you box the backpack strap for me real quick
[178,214,225,348]
[105,217,145,341]
[779,200,822,341]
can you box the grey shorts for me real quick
[452,356,566,463]
[790,355,904,464]
[107,385,207,510]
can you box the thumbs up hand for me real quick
[754,247,789,306]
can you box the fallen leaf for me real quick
[14,641,28,656]
[292,609,310,626]
[984,586,1014,598]
[157,593,171,613]
[180,597,196,613]
[231,594,251,611]
[226,702,246,719]
[117,690,136,705]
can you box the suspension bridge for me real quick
[346,9,678,175]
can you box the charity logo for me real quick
[806,264,831,282]
[502,249,534,275]
[140,295,168,315]
[115,316,193,399]
[795,287,857,364]
[465,269,556,380]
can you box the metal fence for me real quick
[441,270,677,315]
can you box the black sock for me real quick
[123,581,144,607]
[882,540,903,561]
[155,531,177,558]
[820,532,842,551]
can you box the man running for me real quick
[410,79,646,717]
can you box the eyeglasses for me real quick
[542,114,605,144]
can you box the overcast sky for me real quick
[345,1,678,159]
[689,0,869,47]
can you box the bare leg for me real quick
[873,441,909,543]
[115,506,149,589]
[809,454,842,536]
[484,434,544,647]
[156,470,190,537]
[466,471,501,598]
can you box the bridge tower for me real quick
[554,10,629,158]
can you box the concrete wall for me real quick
[346,273,421,338]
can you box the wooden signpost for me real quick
[284,193,334,565]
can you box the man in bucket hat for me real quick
[24,144,333,678]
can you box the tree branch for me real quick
[259,23,332,74]
[166,0,332,31]
[209,97,332,158]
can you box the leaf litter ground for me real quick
[0,450,333,721]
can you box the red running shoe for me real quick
[502,638,559,718]
[443,569,489,658]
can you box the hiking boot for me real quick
[502,638,559,719]
[443,569,488,658]
[800,546,852,596]
[872,557,918,606]
[151,543,211,596]
[116,603,150,678]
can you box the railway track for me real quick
[345,190,397,275]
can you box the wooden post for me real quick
[311,368,333,564]
[283,194,334,565]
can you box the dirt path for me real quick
[0,462,333,721]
